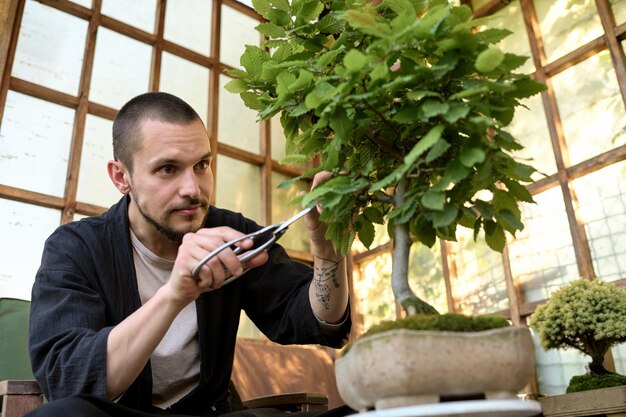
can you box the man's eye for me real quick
[196,160,210,170]
[158,165,175,174]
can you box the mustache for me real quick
[169,198,209,211]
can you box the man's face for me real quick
[126,118,213,243]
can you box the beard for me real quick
[136,198,209,243]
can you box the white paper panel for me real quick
[90,28,152,109]
[218,75,260,153]
[0,199,61,301]
[101,0,157,34]
[76,115,121,208]
[0,91,74,197]
[164,0,212,56]
[160,52,210,126]
[12,1,87,95]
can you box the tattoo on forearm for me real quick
[314,258,340,310]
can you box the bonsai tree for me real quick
[530,279,626,392]
[227,0,544,318]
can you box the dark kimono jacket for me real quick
[29,196,349,416]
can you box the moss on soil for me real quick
[567,372,626,393]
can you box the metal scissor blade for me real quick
[273,207,312,236]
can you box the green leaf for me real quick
[460,147,486,167]
[329,107,353,141]
[270,0,289,12]
[444,103,470,123]
[318,13,345,33]
[413,217,436,247]
[241,46,270,78]
[317,48,343,68]
[426,139,450,162]
[269,8,291,26]
[279,154,309,165]
[345,9,392,37]
[383,0,415,16]
[256,22,286,38]
[492,189,521,217]
[484,220,506,252]
[502,178,534,203]
[276,71,297,96]
[475,28,512,44]
[433,158,470,191]
[407,90,441,101]
[474,200,495,219]
[475,47,505,73]
[305,81,335,109]
[252,0,271,19]
[343,49,368,72]
[362,207,385,224]
[224,78,248,94]
[414,5,450,38]
[511,77,547,99]
[421,190,445,210]
[420,100,449,120]
[458,208,477,229]
[356,218,376,248]
[240,92,264,110]
[432,204,458,228]
[496,209,524,234]
[294,0,324,23]
[393,106,421,123]
[290,69,314,91]
[404,124,445,166]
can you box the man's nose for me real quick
[179,169,200,198]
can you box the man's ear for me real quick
[108,160,131,194]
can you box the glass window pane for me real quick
[477,0,534,74]
[164,0,212,56]
[0,200,60,300]
[552,52,626,166]
[160,53,210,126]
[530,319,589,395]
[508,188,579,303]
[215,156,262,224]
[409,242,448,314]
[536,0,604,63]
[448,229,509,315]
[613,342,626,375]
[356,252,395,331]
[611,0,626,25]
[218,75,260,153]
[220,5,259,69]
[571,162,626,282]
[90,28,152,109]
[101,0,157,34]
[76,115,121,207]
[271,173,310,252]
[271,117,286,162]
[0,91,74,197]
[508,95,556,180]
[12,1,87,95]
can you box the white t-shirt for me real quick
[130,230,201,409]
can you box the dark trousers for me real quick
[25,395,356,417]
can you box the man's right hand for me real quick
[166,227,269,306]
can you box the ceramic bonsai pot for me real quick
[335,326,535,411]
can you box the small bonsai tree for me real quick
[228,0,544,318]
[530,279,626,392]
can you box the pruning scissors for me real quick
[192,206,313,284]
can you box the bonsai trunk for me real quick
[391,177,439,316]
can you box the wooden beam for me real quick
[149,0,166,92]
[218,142,265,165]
[208,0,222,206]
[520,0,596,280]
[0,0,24,128]
[10,77,79,108]
[472,0,511,18]
[60,0,101,224]
[36,0,91,20]
[595,0,626,107]
[0,184,65,210]
[543,36,606,77]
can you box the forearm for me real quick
[308,255,349,323]
[106,284,186,399]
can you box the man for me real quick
[27,92,350,416]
